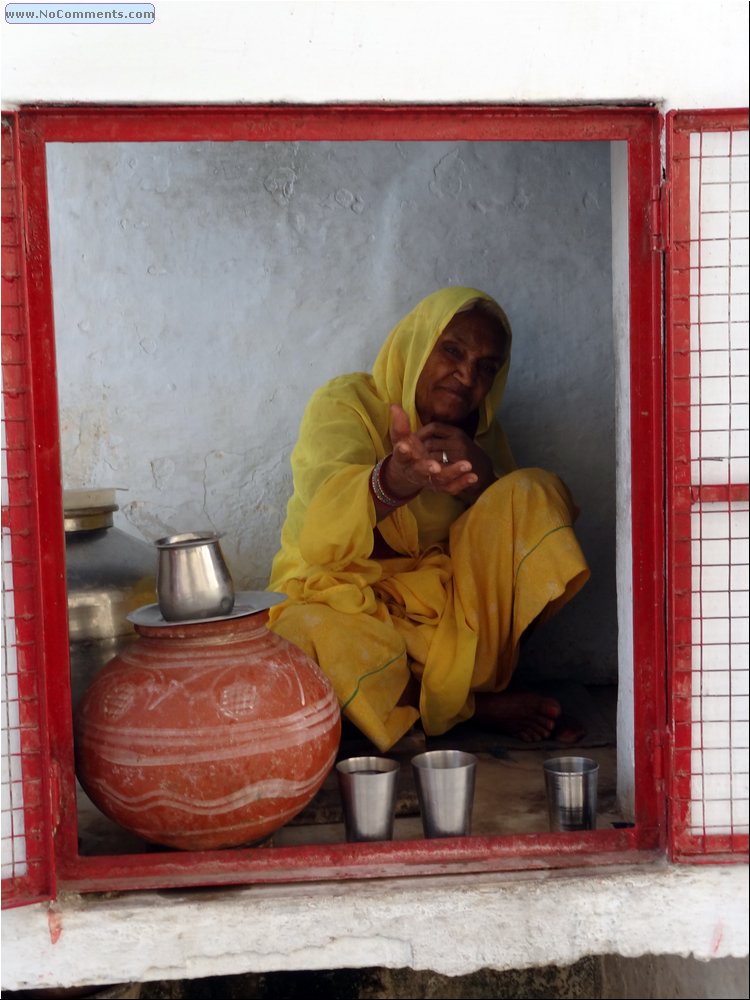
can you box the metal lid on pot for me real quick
[64,487,121,532]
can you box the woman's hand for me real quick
[417,419,497,503]
[383,405,482,499]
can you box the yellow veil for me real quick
[268,286,517,604]
[372,286,512,437]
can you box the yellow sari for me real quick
[268,288,590,751]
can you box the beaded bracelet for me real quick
[370,456,420,508]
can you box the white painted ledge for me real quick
[2,863,748,991]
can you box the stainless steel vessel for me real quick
[155,531,235,621]
[65,488,157,707]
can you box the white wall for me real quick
[46,137,618,681]
[1,1,748,110]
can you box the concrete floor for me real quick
[274,743,620,846]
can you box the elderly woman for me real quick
[268,287,590,753]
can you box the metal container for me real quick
[335,756,400,842]
[543,755,599,831]
[64,488,157,707]
[411,749,477,838]
[155,531,235,621]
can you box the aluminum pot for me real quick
[155,531,235,621]
[64,488,156,707]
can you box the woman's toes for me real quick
[553,715,586,744]
[539,697,562,720]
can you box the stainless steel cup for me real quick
[543,755,599,831]
[335,756,400,842]
[411,749,477,838]
[155,532,235,622]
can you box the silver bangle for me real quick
[370,457,419,507]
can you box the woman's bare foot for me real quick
[553,715,586,744]
[473,691,585,744]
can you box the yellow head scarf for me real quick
[372,286,512,433]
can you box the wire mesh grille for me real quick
[2,418,28,882]
[669,117,749,858]
[689,129,749,488]
[1,114,54,904]
[690,503,749,836]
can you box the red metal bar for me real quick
[666,119,698,859]
[665,108,750,863]
[626,113,669,848]
[1,112,56,908]
[15,116,80,880]
[59,829,648,896]
[690,484,749,503]
[17,104,659,144]
[665,109,750,136]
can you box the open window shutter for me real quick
[1,113,57,906]
[666,109,749,860]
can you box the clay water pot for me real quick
[74,610,341,851]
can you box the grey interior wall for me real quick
[47,140,616,682]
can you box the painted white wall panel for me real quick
[1,1,748,110]
[47,137,619,681]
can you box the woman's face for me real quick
[414,309,507,426]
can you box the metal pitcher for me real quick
[155,532,235,622]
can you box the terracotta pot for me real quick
[74,611,341,850]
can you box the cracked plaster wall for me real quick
[48,139,616,681]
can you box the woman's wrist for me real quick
[370,455,420,508]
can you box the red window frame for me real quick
[665,108,750,862]
[3,104,666,902]
[1,115,57,908]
